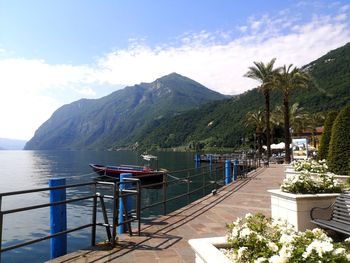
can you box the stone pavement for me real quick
[50,164,285,263]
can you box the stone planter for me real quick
[188,236,231,263]
[268,189,339,231]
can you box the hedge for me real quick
[327,105,350,175]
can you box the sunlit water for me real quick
[0,150,221,262]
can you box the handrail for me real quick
[0,157,258,260]
[0,179,142,257]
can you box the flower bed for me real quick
[189,214,350,263]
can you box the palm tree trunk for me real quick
[257,132,262,158]
[284,93,291,163]
[264,91,271,159]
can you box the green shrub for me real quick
[327,105,350,175]
[318,111,338,161]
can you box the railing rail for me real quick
[0,178,142,258]
[0,156,259,261]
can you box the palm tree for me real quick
[305,112,325,148]
[244,110,265,158]
[276,65,310,163]
[245,59,280,160]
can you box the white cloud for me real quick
[0,3,349,140]
[94,12,350,94]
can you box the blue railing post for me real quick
[118,173,132,234]
[195,153,201,169]
[233,159,239,181]
[194,153,201,162]
[225,160,231,185]
[49,178,67,259]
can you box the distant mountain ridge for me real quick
[25,43,350,150]
[0,138,27,150]
[25,73,226,150]
[136,42,350,149]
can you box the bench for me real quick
[310,193,350,236]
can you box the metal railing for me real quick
[0,157,259,260]
[0,178,141,258]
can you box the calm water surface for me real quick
[0,150,219,262]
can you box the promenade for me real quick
[50,164,285,263]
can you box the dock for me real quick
[50,164,285,263]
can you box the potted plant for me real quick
[285,159,348,183]
[269,170,343,231]
[189,213,350,262]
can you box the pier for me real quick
[49,164,285,263]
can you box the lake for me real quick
[0,150,223,262]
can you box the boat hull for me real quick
[89,164,165,188]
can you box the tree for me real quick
[318,111,338,161]
[245,59,280,160]
[276,65,310,163]
[327,105,350,175]
[244,110,265,158]
[272,103,308,137]
[305,111,325,148]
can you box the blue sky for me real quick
[0,0,349,140]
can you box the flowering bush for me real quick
[223,213,350,262]
[280,171,342,194]
[292,159,328,173]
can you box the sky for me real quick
[0,0,349,141]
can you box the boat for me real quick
[141,154,158,161]
[89,163,165,188]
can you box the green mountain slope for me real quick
[138,43,350,149]
[24,73,226,150]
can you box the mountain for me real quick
[25,43,350,151]
[25,73,226,150]
[137,43,350,150]
[0,138,27,150]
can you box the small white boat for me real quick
[141,154,158,161]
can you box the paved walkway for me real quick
[50,164,285,263]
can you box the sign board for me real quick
[292,138,308,160]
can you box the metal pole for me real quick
[202,167,206,196]
[112,181,117,246]
[163,174,167,215]
[225,160,231,185]
[233,159,239,181]
[91,183,97,247]
[136,181,141,236]
[187,171,190,204]
[0,196,3,263]
[118,173,132,234]
[49,178,67,259]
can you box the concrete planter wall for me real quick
[188,236,231,263]
[268,189,339,231]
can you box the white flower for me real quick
[245,213,253,219]
[280,233,294,244]
[240,227,251,237]
[303,240,333,258]
[278,245,292,262]
[237,246,247,259]
[254,257,267,263]
[231,227,239,238]
[268,241,279,252]
[345,237,350,243]
[333,247,346,255]
[269,255,283,263]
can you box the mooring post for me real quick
[225,160,231,185]
[118,173,132,234]
[49,178,67,260]
[233,159,239,181]
[195,153,201,169]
